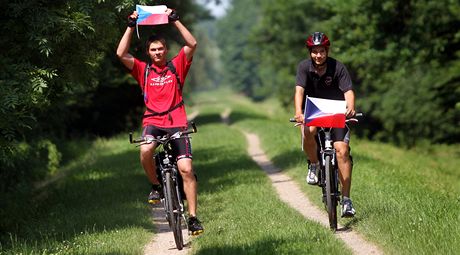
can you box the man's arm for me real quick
[116,12,137,70]
[294,86,305,123]
[344,90,356,117]
[166,9,197,61]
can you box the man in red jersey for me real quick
[116,7,203,235]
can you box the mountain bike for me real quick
[129,122,197,250]
[290,114,361,231]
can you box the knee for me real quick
[178,163,194,179]
[335,146,349,161]
[179,165,193,176]
[140,146,155,162]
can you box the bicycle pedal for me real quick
[190,229,204,236]
[148,199,160,204]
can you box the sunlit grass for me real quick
[189,105,351,255]
[204,89,460,255]
[2,88,458,254]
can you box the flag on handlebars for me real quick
[304,97,346,128]
[136,5,169,26]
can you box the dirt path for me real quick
[220,107,382,254]
[143,204,191,255]
[244,132,383,255]
[144,108,383,254]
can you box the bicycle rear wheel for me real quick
[325,155,338,230]
[165,172,184,250]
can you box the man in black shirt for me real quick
[294,32,356,217]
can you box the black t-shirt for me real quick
[296,57,352,102]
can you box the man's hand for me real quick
[294,113,305,123]
[346,107,356,118]
[127,11,138,27]
[166,8,180,22]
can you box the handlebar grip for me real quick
[129,132,147,143]
[182,121,198,135]
[289,118,296,122]
[191,121,197,133]
[355,113,363,117]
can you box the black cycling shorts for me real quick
[142,125,192,160]
[331,125,351,144]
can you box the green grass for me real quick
[1,137,153,254]
[2,88,459,254]
[189,105,351,255]
[197,89,460,255]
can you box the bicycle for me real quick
[129,122,197,250]
[290,114,361,231]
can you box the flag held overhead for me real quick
[136,5,169,26]
[304,97,346,128]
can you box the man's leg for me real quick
[177,158,203,235]
[302,126,320,184]
[140,142,160,185]
[335,141,355,217]
[302,126,318,163]
[140,142,162,204]
[334,141,351,197]
[177,158,197,216]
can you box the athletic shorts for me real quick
[331,125,351,144]
[142,125,192,160]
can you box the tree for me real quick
[0,0,208,192]
[216,0,262,98]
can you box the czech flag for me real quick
[136,5,169,26]
[304,97,346,128]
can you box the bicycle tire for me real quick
[325,155,338,230]
[165,171,184,250]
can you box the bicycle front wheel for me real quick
[164,171,184,250]
[325,155,338,230]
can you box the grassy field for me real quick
[1,88,459,254]
[193,89,460,255]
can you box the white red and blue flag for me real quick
[304,96,346,128]
[136,5,169,26]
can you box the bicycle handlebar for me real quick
[129,122,197,145]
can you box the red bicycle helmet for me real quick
[306,32,330,49]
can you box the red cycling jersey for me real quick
[130,48,192,128]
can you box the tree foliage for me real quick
[218,0,460,145]
[0,0,208,192]
[216,0,263,98]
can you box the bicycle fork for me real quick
[320,133,341,201]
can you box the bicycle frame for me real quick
[155,144,186,224]
[316,127,340,230]
[129,122,197,250]
[290,114,361,231]
[155,142,186,250]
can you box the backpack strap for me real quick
[142,60,182,93]
[143,100,184,121]
[167,60,182,90]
